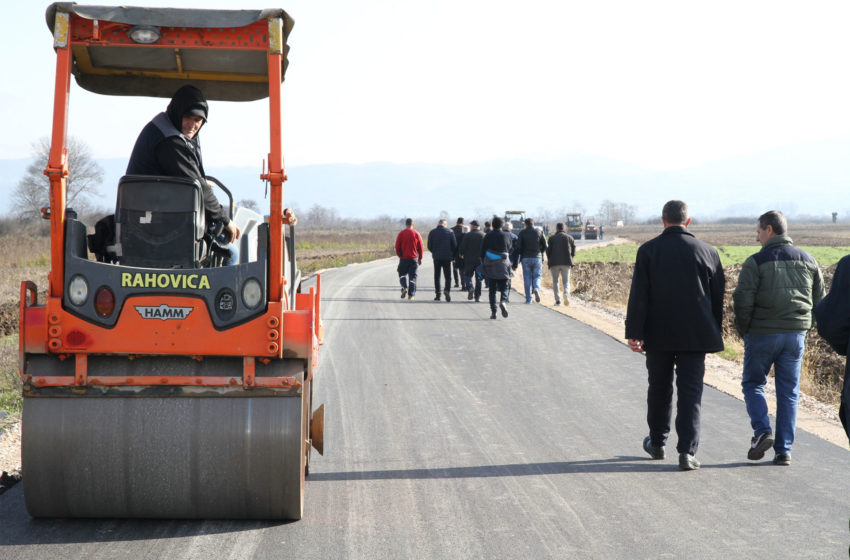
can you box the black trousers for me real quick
[645,351,705,455]
[433,259,452,294]
[488,278,509,312]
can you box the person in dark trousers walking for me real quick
[481,216,514,319]
[459,220,485,302]
[625,200,725,471]
[814,254,850,444]
[427,219,457,301]
[451,217,468,290]
[546,222,576,305]
[733,211,824,466]
[395,218,424,300]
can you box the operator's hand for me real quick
[628,339,645,353]
[225,221,241,241]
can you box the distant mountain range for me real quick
[1,135,848,222]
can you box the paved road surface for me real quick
[2,257,848,559]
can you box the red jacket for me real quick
[395,228,424,260]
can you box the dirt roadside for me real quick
[512,237,847,450]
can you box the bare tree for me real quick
[597,199,636,226]
[13,136,103,221]
[237,199,261,213]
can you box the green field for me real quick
[578,244,850,267]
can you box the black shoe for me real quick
[533,289,540,303]
[773,453,791,466]
[642,436,665,460]
[454,283,459,288]
[434,295,441,301]
[748,432,774,460]
[490,312,497,320]
[400,288,407,299]
[444,291,451,302]
[474,297,480,302]
[468,290,474,300]
[678,453,700,471]
[500,302,508,318]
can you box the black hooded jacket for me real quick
[126,85,229,225]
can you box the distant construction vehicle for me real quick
[504,210,526,231]
[566,213,583,240]
[584,217,600,240]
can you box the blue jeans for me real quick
[742,332,806,455]
[521,257,542,302]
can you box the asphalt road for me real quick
[2,257,849,559]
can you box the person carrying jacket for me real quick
[481,216,514,319]
[515,218,547,303]
[127,85,240,264]
[625,200,725,471]
[395,218,424,300]
[427,219,457,301]
[733,210,824,466]
[546,222,576,306]
[458,220,485,302]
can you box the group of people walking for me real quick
[397,201,850,468]
[395,215,577,319]
[625,200,835,471]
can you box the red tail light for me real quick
[94,287,116,317]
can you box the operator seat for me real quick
[113,175,205,269]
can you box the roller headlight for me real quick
[68,275,89,306]
[242,278,262,309]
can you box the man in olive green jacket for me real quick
[732,211,825,466]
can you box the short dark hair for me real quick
[662,200,688,224]
[758,210,787,235]
[457,217,464,224]
[524,217,534,227]
[405,218,413,227]
[556,222,565,231]
[492,216,504,229]
[484,220,491,228]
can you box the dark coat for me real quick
[451,224,466,260]
[458,229,485,272]
[427,225,457,261]
[480,229,514,280]
[516,226,547,259]
[126,85,230,225]
[814,254,850,440]
[546,231,576,267]
[625,226,725,353]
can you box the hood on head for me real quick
[166,85,208,131]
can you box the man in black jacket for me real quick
[516,218,547,303]
[546,222,576,306]
[451,218,467,290]
[814,255,850,443]
[459,220,485,301]
[427,219,457,301]
[127,85,240,263]
[625,200,725,471]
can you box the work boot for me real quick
[444,290,451,302]
[490,311,497,320]
[500,301,509,318]
[468,289,474,300]
[434,294,441,301]
[400,287,407,299]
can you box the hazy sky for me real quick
[3,0,850,172]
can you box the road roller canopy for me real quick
[45,3,294,101]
